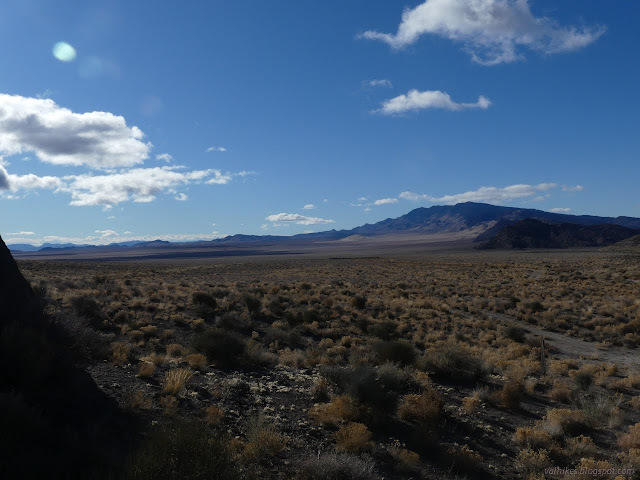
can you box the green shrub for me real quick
[70,296,102,323]
[420,342,486,381]
[194,329,245,366]
[126,421,237,480]
[374,340,416,367]
[192,292,217,308]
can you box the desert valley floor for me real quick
[13,248,640,479]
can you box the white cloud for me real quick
[64,167,229,207]
[206,146,227,152]
[374,197,399,205]
[550,207,571,213]
[8,231,35,235]
[175,193,188,201]
[361,0,605,65]
[0,164,64,191]
[0,93,150,168]
[265,213,335,226]
[156,153,173,163]
[368,79,393,88]
[378,90,490,115]
[95,229,118,237]
[400,183,559,204]
[1,164,236,207]
[562,185,584,192]
[303,204,316,210]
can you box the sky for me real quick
[0,0,638,245]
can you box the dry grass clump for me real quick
[128,389,153,410]
[137,361,156,378]
[309,395,359,427]
[564,435,597,458]
[542,408,588,438]
[397,389,443,427]
[186,353,207,369]
[388,442,421,472]
[241,418,287,461]
[296,452,376,480]
[111,341,130,366]
[549,381,573,403]
[446,444,483,475]
[161,395,178,416]
[162,368,193,395]
[205,405,224,426]
[493,380,525,410]
[166,343,185,358]
[461,395,482,414]
[513,427,553,450]
[516,448,551,475]
[618,423,640,450]
[334,422,371,453]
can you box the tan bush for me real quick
[309,395,359,426]
[137,361,156,378]
[205,405,224,426]
[516,448,551,475]
[513,427,553,450]
[565,435,597,458]
[242,419,287,460]
[397,390,443,427]
[186,353,207,369]
[461,395,481,414]
[619,423,640,450]
[335,423,371,453]
[543,409,587,438]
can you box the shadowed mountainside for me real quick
[477,218,638,249]
[605,234,640,253]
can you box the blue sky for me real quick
[0,0,638,245]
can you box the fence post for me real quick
[540,336,546,376]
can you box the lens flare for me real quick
[52,42,77,62]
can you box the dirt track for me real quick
[482,311,640,371]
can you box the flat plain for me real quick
[18,247,640,479]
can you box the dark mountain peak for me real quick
[478,218,638,249]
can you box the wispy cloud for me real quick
[550,207,571,213]
[378,90,490,115]
[361,0,605,65]
[156,153,174,163]
[0,93,150,169]
[562,185,584,192]
[206,146,227,153]
[374,197,398,205]
[8,231,35,235]
[400,183,558,204]
[265,213,335,226]
[367,79,393,88]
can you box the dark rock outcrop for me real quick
[477,218,638,250]
[0,235,134,479]
[0,236,39,323]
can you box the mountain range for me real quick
[8,202,640,254]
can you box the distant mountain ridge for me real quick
[8,202,640,252]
